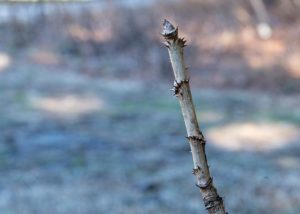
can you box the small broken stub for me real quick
[177,37,187,47]
[161,19,178,40]
[192,165,201,175]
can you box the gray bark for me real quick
[161,20,227,214]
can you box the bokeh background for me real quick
[0,0,300,213]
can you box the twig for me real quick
[161,19,227,214]
[249,0,272,39]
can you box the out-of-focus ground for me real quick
[0,0,300,213]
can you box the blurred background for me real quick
[0,0,300,213]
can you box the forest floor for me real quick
[0,63,300,214]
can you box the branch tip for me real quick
[161,19,178,39]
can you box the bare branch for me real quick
[161,19,227,214]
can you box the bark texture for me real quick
[161,19,227,214]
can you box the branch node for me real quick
[186,135,206,145]
[172,79,189,96]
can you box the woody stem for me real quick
[161,19,227,214]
